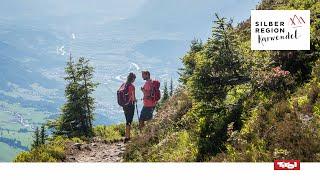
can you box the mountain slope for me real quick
[0,56,58,90]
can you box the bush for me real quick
[14,136,74,162]
[219,81,320,162]
[94,123,139,142]
[94,125,123,142]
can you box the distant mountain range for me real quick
[0,42,59,90]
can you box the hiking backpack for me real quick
[150,80,161,102]
[117,83,130,107]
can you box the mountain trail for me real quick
[65,138,126,162]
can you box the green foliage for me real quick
[219,81,320,162]
[179,39,203,84]
[179,14,251,161]
[186,14,248,103]
[31,125,47,149]
[94,124,137,142]
[53,56,98,138]
[40,125,47,145]
[161,81,169,103]
[31,127,40,149]
[94,123,140,142]
[124,88,194,162]
[169,78,174,96]
[14,136,70,162]
[148,131,198,162]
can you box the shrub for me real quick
[14,136,75,162]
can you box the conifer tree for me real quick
[76,57,98,136]
[161,81,169,103]
[188,14,248,104]
[179,39,203,84]
[169,78,173,96]
[31,127,40,149]
[40,125,46,145]
[55,55,98,138]
[182,14,250,160]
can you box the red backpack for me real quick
[117,83,130,107]
[150,80,161,102]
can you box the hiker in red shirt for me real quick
[139,71,157,130]
[121,72,136,142]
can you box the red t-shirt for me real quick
[142,80,156,107]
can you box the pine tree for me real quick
[55,55,98,138]
[179,39,203,84]
[182,14,250,160]
[31,127,40,149]
[169,78,173,96]
[161,81,169,103]
[40,125,46,145]
[76,57,98,136]
[57,54,83,137]
[188,14,249,104]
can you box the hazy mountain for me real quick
[0,41,60,89]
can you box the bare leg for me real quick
[125,125,131,139]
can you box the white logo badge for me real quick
[251,10,310,50]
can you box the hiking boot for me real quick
[124,137,130,143]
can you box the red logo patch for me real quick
[274,160,300,170]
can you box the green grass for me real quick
[94,123,139,142]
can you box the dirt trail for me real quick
[65,139,126,162]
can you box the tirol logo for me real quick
[251,10,310,50]
[274,160,300,170]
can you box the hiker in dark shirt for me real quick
[122,73,136,142]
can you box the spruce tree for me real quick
[169,78,173,96]
[40,125,46,145]
[179,39,203,84]
[161,81,169,103]
[55,55,98,138]
[57,54,83,137]
[76,57,98,136]
[188,14,248,104]
[183,14,250,160]
[31,127,40,149]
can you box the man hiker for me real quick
[139,70,160,130]
[117,72,136,143]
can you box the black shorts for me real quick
[139,106,155,121]
[123,103,135,125]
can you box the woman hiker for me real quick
[121,72,137,143]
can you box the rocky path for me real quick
[65,139,126,162]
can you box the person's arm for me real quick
[128,85,136,103]
[132,86,136,102]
